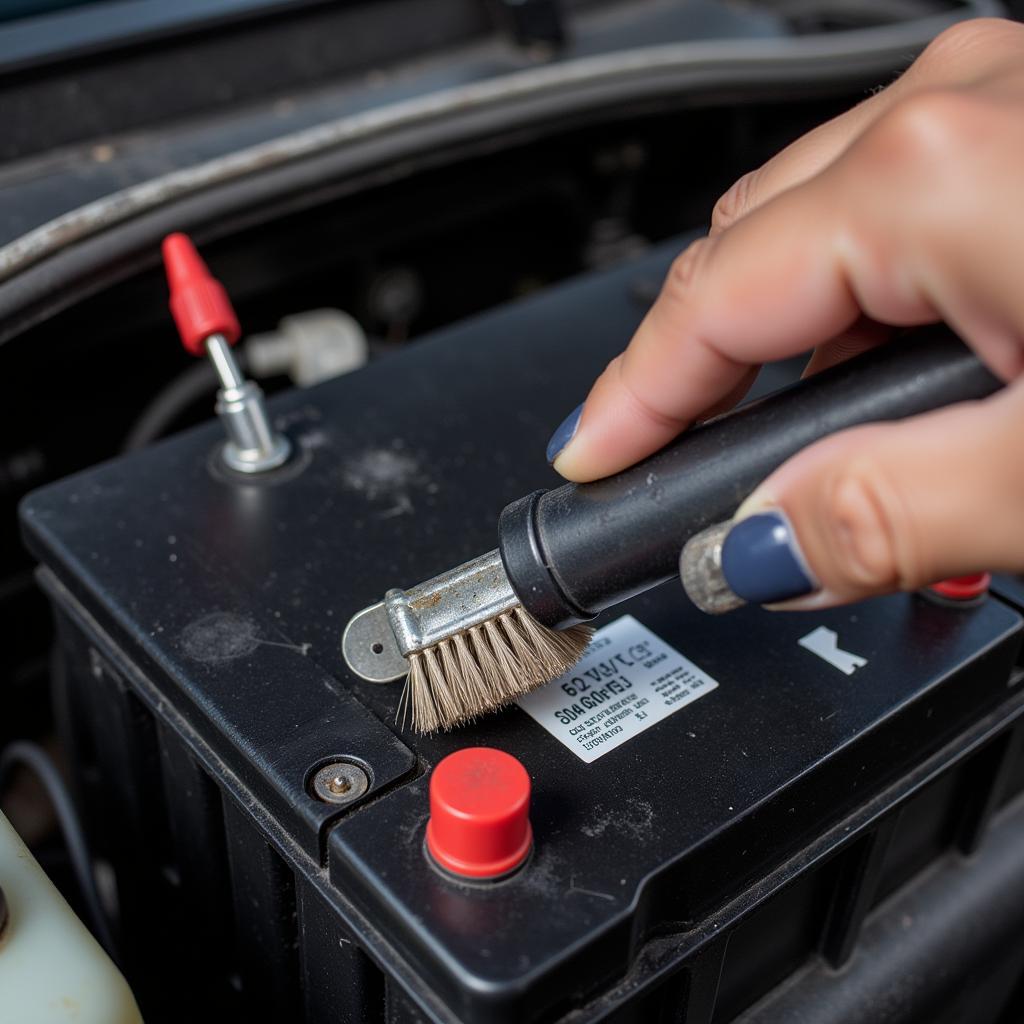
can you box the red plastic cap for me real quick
[426,748,532,879]
[929,573,991,602]
[162,233,241,356]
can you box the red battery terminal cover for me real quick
[929,573,991,602]
[162,233,241,356]
[426,747,532,880]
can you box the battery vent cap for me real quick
[929,573,991,602]
[426,747,532,880]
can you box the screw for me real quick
[311,762,369,805]
[88,649,105,680]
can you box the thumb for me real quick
[685,383,1024,612]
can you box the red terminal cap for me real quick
[426,747,532,879]
[929,573,991,602]
[162,233,241,356]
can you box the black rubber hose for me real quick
[122,350,248,452]
[499,326,1002,628]
[122,361,217,451]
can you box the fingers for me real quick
[802,318,892,378]
[710,96,887,234]
[549,168,887,481]
[551,69,1024,483]
[712,18,1024,231]
[706,381,1024,610]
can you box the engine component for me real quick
[246,309,368,388]
[0,809,142,1024]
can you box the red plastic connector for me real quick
[425,748,532,880]
[162,233,241,356]
[929,573,991,602]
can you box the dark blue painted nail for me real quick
[720,510,817,604]
[546,403,584,463]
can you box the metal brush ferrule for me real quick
[342,550,517,683]
[679,520,747,615]
[386,550,517,654]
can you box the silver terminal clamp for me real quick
[342,549,517,683]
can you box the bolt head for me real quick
[311,762,369,805]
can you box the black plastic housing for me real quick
[499,328,1000,627]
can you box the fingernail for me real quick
[546,403,583,463]
[720,510,818,604]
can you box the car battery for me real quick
[20,237,1024,1024]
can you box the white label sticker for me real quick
[517,615,719,762]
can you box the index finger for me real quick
[551,178,866,482]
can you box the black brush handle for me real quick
[499,325,1001,628]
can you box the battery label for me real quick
[517,615,719,763]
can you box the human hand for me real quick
[545,18,1024,610]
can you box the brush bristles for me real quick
[398,606,594,734]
